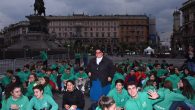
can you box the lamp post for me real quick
[24,48,28,59]
[3,48,7,59]
[67,44,70,59]
[178,47,182,56]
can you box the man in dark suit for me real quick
[87,48,115,101]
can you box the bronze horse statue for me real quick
[34,0,46,16]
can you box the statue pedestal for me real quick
[26,15,49,33]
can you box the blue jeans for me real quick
[169,101,190,110]
[63,109,82,110]
[90,79,111,101]
[187,62,195,72]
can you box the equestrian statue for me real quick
[34,0,46,16]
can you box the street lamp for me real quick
[3,48,7,59]
[178,47,182,56]
[67,44,70,59]
[24,48,28,59]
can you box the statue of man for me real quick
[34,0,45,16]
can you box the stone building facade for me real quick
[2,21,29,47]
[46,14,149,53]
[172,0,195,53]
[180,0,195,50]
[2,14,150,53]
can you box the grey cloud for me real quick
[0,0,184,41]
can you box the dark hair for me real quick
[66,80,75,86]
[66,68,70,71]
[41,76,50,87]
[183,68,191,77]
[79,67,84,71]
[11,75,21,85]
[163,80,173,91]
[146,80,154,86]
[46,68,52,72]
[6,69,13,74]
[95,48,104,53]
[180,78,194,99]
[15,68,21,72]
[10,84,21,93]
[98,96,115,110]
[24,64,30,69]
[29,74,38,81]
[33,84,44,92]
[126,81,137,88]
[5,84,21,99]
[115,79,124,86]
[155,63,161,67]
[149,72,157,79]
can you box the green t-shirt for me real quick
[125,92,164,110]
[111,72,125,89]
[157,69,167,77]
[74,72,88,80]
[48,74,57,84]
[165,74,181,91]
[107,88,129,108]
[1,95,29,110]
[1,75,11,87]
[154,88,186,110]
[75,53,81,59]
[40,51,48,61]
[36,72,47,78]
[95,106,102,110]
[61,72,75,81]
[58,65,65,74]
[143,85,156,92]
[185,76,195,90]
[50,64,57,70]
[27,94,58,110]
[175,89,195,107]
[43,84,53,97]
[25,82,36,97]
[17,71,30,83]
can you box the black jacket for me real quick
[186,51,195,63]
[87,56,115,86]
[62,89,85,109]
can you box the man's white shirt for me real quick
[96,57,103,65]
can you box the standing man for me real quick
[186,45,195,72]
[40,50,48,68]
[75,52,81,66]
[87,48,115,101]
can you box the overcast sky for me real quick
[0,0,184,41]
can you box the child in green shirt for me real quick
[107,79,129,109]
[39,77,53,97]
[25,74,38,98]
[177,78,195,109]
[75,67,89,92]
[124,82,164,110]
[1,70,13,87]
[154,80,189,110]
[61,68,74,91]
[1,84,29,110]
[27,85,58,110]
